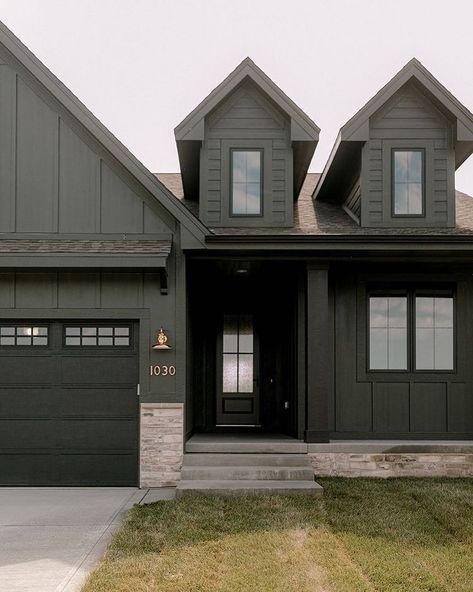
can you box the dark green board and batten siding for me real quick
[0,61,175,235]
[0,47,186,410]
[0,270,181,403]
[361,81,455,228]
[199,80,294,227]
[329,268,473,439]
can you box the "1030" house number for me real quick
[149,365,176,376]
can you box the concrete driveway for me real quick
[0,487,146,592]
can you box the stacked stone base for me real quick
[140,403,184,487]
[309,452,473,478]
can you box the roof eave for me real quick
[174,57,320,143]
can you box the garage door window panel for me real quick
[0,326,48,346]
[65,326,131,347]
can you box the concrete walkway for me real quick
[0,487,147,592]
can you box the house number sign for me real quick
[149,365,176,376]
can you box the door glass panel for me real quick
[223,354,238,392]
[238,354,253,392]
[222,315,254,392]
[238,315,253,353]
[223,315,238,352]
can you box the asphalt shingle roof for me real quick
[156,173,473,237]
[0,239,172,255]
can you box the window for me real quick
[65,326,130,346]
[393,149,424,216]
[369,297,407,370]
[416,297,454,370]
[368,292,454,371]
[231,150,262,216]
[0,326,48,346]
[222,315,254,392]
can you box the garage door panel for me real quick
[0,321,139,486]
[58,419,138,449]
[59,387,137,417]
[0,419,56,448]
[0,454,56,485]
[0,357,55,385]
[0,387,56,417]
[60,356,138,384]
[58,454,137,486]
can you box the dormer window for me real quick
[392,149,424,216]
[231,150,262,216]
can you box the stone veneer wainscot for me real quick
[140,403,184,487]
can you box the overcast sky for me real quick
[2,0,473,192]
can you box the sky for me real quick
[2,0,473,192]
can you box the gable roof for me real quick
[0,20,208,245]
[174,57,320,200]
[314,58,473,202]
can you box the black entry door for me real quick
[216,314,260,426]
[0,321,139,485]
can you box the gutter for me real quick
[205,233,473,245]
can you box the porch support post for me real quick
[305,263,330,443]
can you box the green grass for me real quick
[83,479,473,592]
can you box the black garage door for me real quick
[0,321,139,485]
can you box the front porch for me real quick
[186,259,329,442]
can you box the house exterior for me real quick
[1,22,473,488]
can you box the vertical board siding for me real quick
[59,120,99,233]
[332,272,471,438]
[0,271,163,310]
[201,80,292,226]
[100,162,143,233]
[0,66,16,232]
[363,82,455,227]
[16,78,59,232]
[0,62,172,236]
[334,275,372,432]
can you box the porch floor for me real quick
[186,435,473,454]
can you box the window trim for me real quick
[229,148,264,218]
[391,148,426,218]
[413,289,456,373]
[366,288,456,375]
[367,289,409,373]
[219,138,273,227]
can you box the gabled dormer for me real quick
[314,59,473,228]
[175,58,319,227]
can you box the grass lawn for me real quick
[83,478,473,592]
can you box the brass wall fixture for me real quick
[152,327,171,350]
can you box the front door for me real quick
[216,314,259,426]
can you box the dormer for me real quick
[175,58,319,228]
[314,59,473,228]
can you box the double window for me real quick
[230,150,262,216]
[369,292,454,371]
[392,149,424,216]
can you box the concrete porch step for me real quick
[185,437,307,454]
[183,453,312,467]
[176,479,323,497]
[181,465,314,481]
